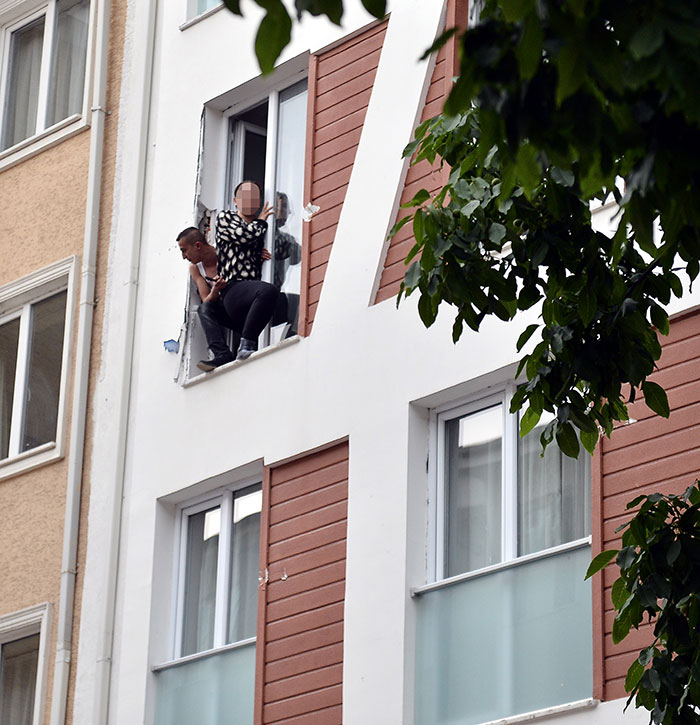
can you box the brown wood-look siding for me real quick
[374,0,467,304]
[255,442,349,725]
[594,307,700,701]
[299,21,388,336]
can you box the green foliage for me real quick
[223,0,386,73]
[394,0,700,454]
[585,481,700,724]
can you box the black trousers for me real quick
[198,280,279,355]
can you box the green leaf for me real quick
[420,27,458,61]
[611,577,628,609]
[516,324,539,352]
[489,223,507,244]
[579,285,597,327]
[516,143,541,198]
[585,549,619,579]
[650,304,669,336]
[223,0,242,13]
[556,421,580,458]
[613,609,632,644]
[580,429,599,455]
[625,659,645,692]
[520,407,542,437]
[255,1,292,74]
[360,0,386,18]
[462,199,480,217]
[642,381,670,418]
[556,40,584,105]
[629,24,664,60]
[516,14,544,80]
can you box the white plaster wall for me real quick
[76,0,700,724]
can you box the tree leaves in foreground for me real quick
[223,0,386,73]
[586,481,700,724]
[396,0,700,455]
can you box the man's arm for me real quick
[189,264,213,302]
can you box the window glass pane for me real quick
[0,633,39,725]
[518,411,591,556]
[445,404,502,576]
[46,0,90,127]
[273,81,307,337]
[182,506,220,656]
[0,318,20,460]
[227,486,262,643]
[188,0,220,19]
[2,17,45,150]
[21,291,67,453]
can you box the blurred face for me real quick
[234,182,261,217]
[178,239,202,263]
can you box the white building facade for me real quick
[72,1,699,724]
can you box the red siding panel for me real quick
[299,22,388,336]
[374,0,468,304]
[595,307,700,701]
[255,441,349,725]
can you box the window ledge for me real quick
[0,442,62,482]
[152,637,255,672]
[477,698,598,725]
[0,115,87,172]
[179,3,224,31]
[182,334,301,388]
[412,537,592,597]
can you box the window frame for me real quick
[172,476,262,661]
[429,383,591,584]
[0,256,77,480]
[0,602,52,725]
[0,0,93,167]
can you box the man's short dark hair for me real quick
[233,179,261,196]
[176,227,205,245]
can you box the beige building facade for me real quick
[0,0,126,722]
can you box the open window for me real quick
[179,58,308,381]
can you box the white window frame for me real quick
[171,477,262,661]
[0,256,77,480]
[429,383,591,584]
[0,602,52,725]
[0,0,94,169]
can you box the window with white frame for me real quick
[436,385,591,579]
[0,0,90,152]
[414,384,593,725]
[0,258,74,476]
[176,483,262,658]
[222,77,307,341]
[0,604,51,725]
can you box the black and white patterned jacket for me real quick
[215,210,268,283]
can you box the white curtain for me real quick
[2,19,45,150]
[517,424,591,556]
[227,511,261,643]
[446,405,503,576]
[182,510,219,656]
[0,634,39,725]
[47,0,90,127]
[0,319,20,460]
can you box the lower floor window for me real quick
[0,633,39,725]
[178,484,262,658]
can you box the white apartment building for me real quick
[72,1,700,724]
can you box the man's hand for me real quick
[258,202,274,221]
[261,248,272,261]
[204,275,226,303]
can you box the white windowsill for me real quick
[0,442,62,482]
[0,115,88,172]
[182,334,301,388]
[179,3,224,31]
[152,637,256,672]
[478,698,598,725]
[411,536,592,598]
